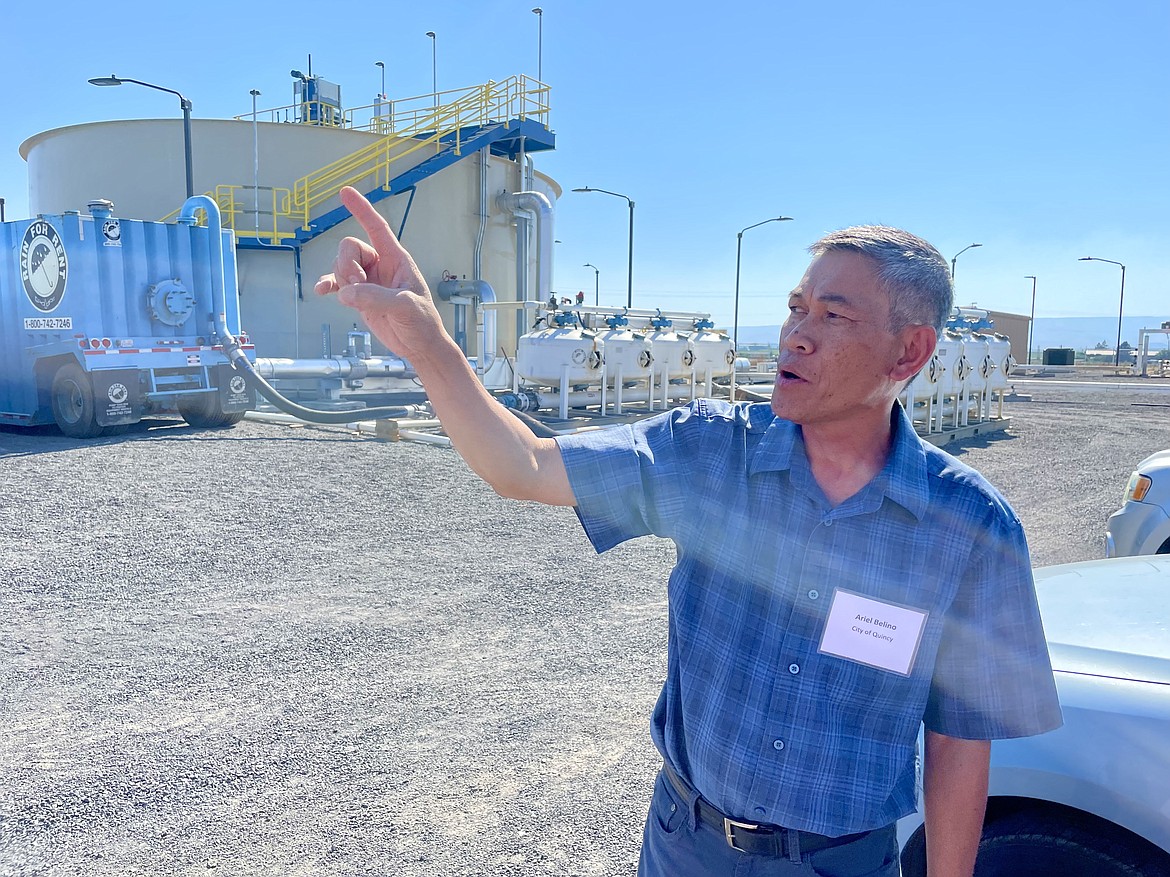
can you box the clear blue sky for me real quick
[2,0,1167,329]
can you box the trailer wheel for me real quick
[178,393,246,429]
[51,363,104,438]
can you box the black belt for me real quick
[661,762,870,857]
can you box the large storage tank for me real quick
[645,318,696,382]
[983,332,1014,391]
[687,323,734,380]
[596,316,653,386]
[516,316,603,386]
[20,114,559,363]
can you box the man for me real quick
[315,187,1062,876]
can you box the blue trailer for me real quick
[0,197,255,437]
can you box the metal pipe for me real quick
[516,139,527,342]
[177,196,234,354]
[165,215,424,426]
[499,190,555,303]
[498,383,697,412]
[436,279,498,374]
[543,304,713,322]
[253,356,413,380]
[474,147,488,280]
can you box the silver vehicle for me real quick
[900,555,1170,877]
[1107,449,1170,557]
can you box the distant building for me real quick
[986,310,1030,364]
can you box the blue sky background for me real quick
[2,0,1167,331]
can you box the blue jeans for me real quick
[637,771,901,877]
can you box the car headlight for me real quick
[1125,471,1153,503]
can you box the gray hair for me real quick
[808,226,954,334]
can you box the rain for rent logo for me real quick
[20,221,68,312]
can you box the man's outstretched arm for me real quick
[315,187,574,506]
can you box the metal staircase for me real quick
[167,76,554,248]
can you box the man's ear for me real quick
[891,325,937,382]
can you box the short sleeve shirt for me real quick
[556,399,1062,836]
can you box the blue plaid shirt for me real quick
[557,399,1062,836]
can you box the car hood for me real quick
[1136,447,1170,471]
[1034,555,1170,685]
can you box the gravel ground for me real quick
[2,375,1168,877]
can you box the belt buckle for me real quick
[723,816,762,852]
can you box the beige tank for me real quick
[21,117,560,360]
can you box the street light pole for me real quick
[583,263,599,305]
[731,216,793,403]
[1079,256,1127,367]
[532,7,543,83]
[1024,275,1037,365]
[425,32,437,110]
[950,242,982,280]
[375,60,385,101]
[89,75,194,198]
[572,187,635,308]
[733,216,794,357]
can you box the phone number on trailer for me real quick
[23,317,73,330]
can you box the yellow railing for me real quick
[212,185,296,244]
[234,75,549,136]
[158,189,233,227]
[289,76,548,231]
[176,75,548,238]
[157,185,295,245]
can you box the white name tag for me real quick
[817,588,929,676]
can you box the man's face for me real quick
[771,249,910,428]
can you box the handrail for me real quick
[234,75,549,134]
[291,82,491,229]
[173,75,547,238]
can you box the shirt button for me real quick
[788,663,800,675]
[823,520,832,527]
[807,589,819,600]
[772,739,786,751]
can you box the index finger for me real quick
[339,186,405,257]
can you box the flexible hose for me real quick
[180,195,555,435]
[228,345,558,436]
[233,354,418,423]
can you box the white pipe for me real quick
[245,411,370,429]
[511,384,697,412]
[436,279,498,375]
[514,212,531,340]
[515,141,528,344]
[254,356,413,379]
[499,190,554,303]
[545,305,715,322]
[177,196,235,354]
[398,430,452,447]
[474,146,488,280]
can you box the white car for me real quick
[1106,449,1170,557]
[899,555,1170,877]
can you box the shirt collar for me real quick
[748,402,930,521]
